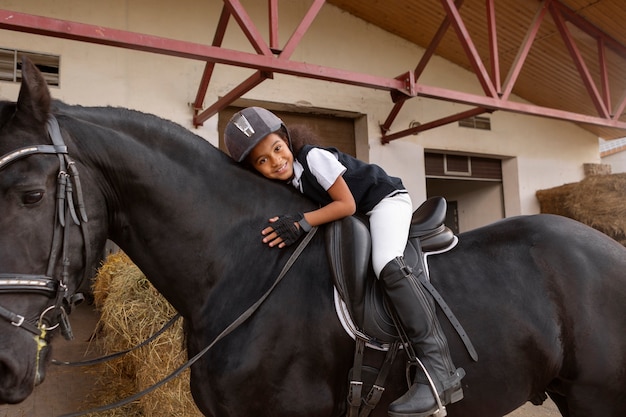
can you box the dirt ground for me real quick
[0,303,562,417]
[506,400,560,417]
[0,303,102,417]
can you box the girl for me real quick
[224,107,464,417]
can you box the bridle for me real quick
[0,116,90,373]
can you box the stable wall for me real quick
[602,151,626,174]
[0,0,600,217]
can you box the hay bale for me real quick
[86,252,202,417]
[535,182,578,218]
[536,173,626,246]
[583,163,612,176]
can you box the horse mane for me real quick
[52,100,224,159]
[49,99,315,227]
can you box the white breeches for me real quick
[368,192,413,277]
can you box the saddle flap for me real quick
[326,217,424,343]
[325,217,371,314]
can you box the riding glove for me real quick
[270,213,309,246]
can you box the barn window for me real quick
[0,48,60,86]
[425,152,502,180]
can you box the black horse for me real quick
[1,59,625,417]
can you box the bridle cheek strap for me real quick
[0,116,90,341]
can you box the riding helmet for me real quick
[224,107,290,163]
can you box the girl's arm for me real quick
[262,176,356,247]
[301,175,356,226]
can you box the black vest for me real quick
[295,145,405,213]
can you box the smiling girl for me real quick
[224,107,464,417]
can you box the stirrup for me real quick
[414,356,447,417]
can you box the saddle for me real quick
[326,196,475,357]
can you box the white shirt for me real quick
[290,147,347,192]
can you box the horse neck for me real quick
[64,109,294,316]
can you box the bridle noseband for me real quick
[0,116,90,348]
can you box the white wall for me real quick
[0,0,600,215]
[602,152,626,173]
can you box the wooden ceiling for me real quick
[327,0,626,139]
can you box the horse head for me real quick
[0,58,93,403]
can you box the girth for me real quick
[326,196,477,361]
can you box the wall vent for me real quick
[0,48,60,86]
[459,115,491,130]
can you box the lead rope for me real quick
[57,226,318,417]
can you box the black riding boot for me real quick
[380,257,465,417]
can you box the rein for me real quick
[52,313,181,367]
[58,226,319,417]
[0,116,90,379]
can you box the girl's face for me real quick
[248,133,294,181]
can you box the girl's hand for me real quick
[261,215,304,248]
[261,217,284,248]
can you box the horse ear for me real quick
[15,56,51,126]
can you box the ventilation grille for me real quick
[459,115,491,130]
[0,48,60,86]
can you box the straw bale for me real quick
[535,182,578,218]
[536,173,626,246]
[583,163,611,177]
[85,252,202,417]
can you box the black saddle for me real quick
[326,196,455,345]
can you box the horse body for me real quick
[0,59,625,417]
[434,215,626,416]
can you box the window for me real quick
[425,152,502,180]
[0,48,60,86]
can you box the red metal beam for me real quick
[193,0,326,126]
[223,0,273,56]
[195,0,281,127]
[549,2,610,118]
[382,83,626,144]
[486,0,501,94]
[554,1,626,61]
[194,71,271,126]
[382,0,464,134]
[598,37,612,116]
[414,0,464,82]
[382,108,488,144]
[0,10,407,92]
[192,5,230,113]
[440,0,498,98]
[614,90,626,121]
[414,83,626,129]
[269,0,279,52]
[501,0,550,100]
[279,0,325,60]
[1,4,625,142]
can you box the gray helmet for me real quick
[224,107,289,162]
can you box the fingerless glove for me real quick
[271,213,306,246]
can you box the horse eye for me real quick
[22,191,44,205]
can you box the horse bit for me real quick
[0,116,90,381]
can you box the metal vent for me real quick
[458,115,491,130]
[0,48,60,86]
